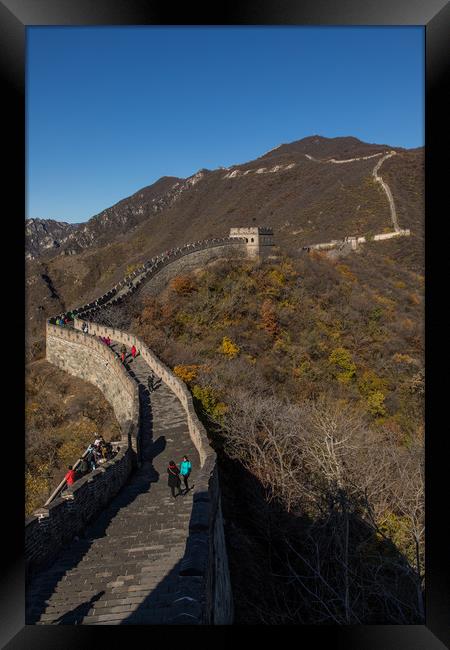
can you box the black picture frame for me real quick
[4,0,449,647]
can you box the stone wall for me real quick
[136,243,247,297]
[46,324,140,442]
[26,325,141,575]
[307,228,411,253]
[25,447,133,576]
[66,238,247,321]
[73,318,234,623]
[204,463,234,624]
[73,319,211,464]
[40,234,240,623]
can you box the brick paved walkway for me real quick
[26,347,199,625]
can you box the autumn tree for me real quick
[260,298,279,336]
[170,275,196,295]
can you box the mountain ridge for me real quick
[25,134,423,361]
[26,135,421,260]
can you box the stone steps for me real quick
[26,349,200,625]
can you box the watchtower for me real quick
[229,226,274,259]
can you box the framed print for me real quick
[2,0,448,647]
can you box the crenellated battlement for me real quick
[229,226,274,258]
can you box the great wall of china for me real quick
[25,151,410,625]
[303,150,410,252]
[25,232,272,625]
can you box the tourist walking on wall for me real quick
[120,344,127,363]
[147,372,155,393]
[86,444,96,471]
[167,460,182,498]
[65,465,76,486]
[179,456,192,493]
[131,344,137,359]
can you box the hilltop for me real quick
[25,135,423,361]
[26,135,422,260]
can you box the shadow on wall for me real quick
[52,590,105,625]
[120,488,211,626]
[219,455,424,625]
[27,491,210,625]
[47,557,200,625]
[118,558,206,625]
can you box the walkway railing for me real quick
[43,440,122,506]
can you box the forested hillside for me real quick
[126,246,424,623]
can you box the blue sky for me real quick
[26,26,424,223]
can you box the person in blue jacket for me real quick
[180,455,192,494]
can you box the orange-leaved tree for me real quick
[170,275,196,295]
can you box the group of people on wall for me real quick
[55,312,75,326]
[54,285,196,503]
[64,435,119,487]
[64,445,194,502]
[167,457,192,498]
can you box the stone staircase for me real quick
[26,345,200,625]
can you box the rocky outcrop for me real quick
[25,175,182,260]
[25,219,77,259]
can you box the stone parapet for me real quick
[71,319,233,623]
[25,447,133,576]
[68,237,247,320]
[46,323,140,440]
[306,228,411,253]
[73,319,213,469]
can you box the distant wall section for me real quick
[139,242,247,297]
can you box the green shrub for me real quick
[328,347,356,383]
[192,385,228,421]
[366,391,387,417]
[358,370,388,397]
[368,307,383,322]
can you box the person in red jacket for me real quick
[131,344,137,359]
[65,465,76,486]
